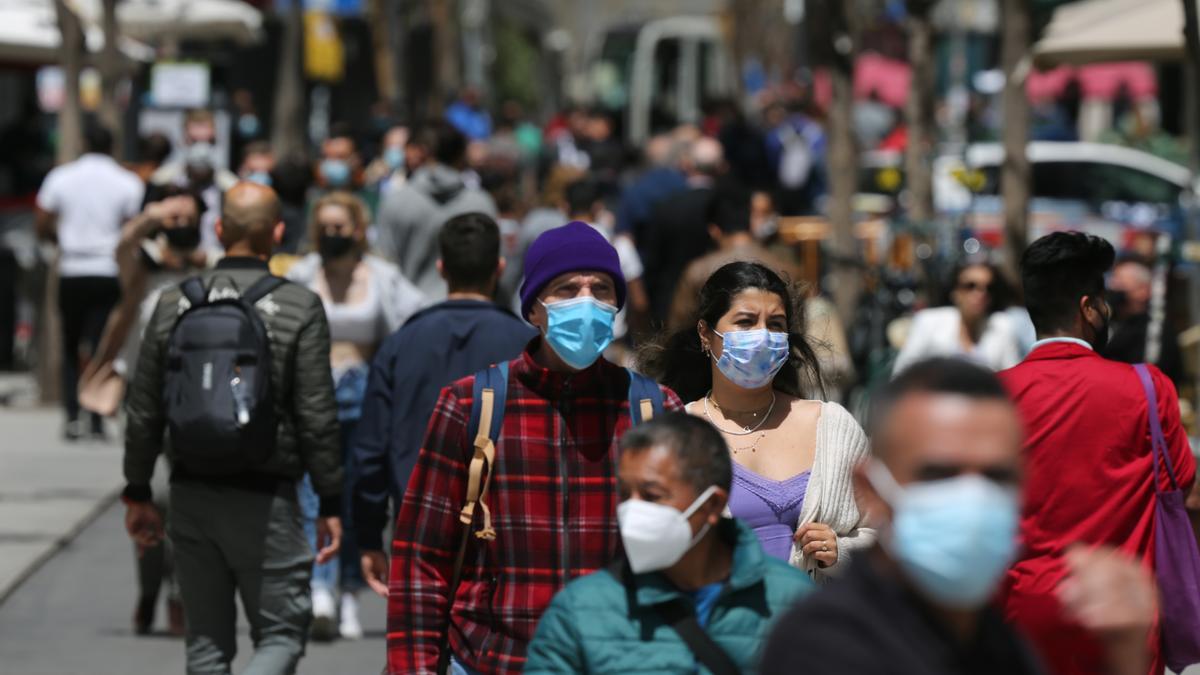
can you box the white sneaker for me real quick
[311,587,338,642]
[339,592,362,640]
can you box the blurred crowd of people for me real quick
[25,84,1200,675]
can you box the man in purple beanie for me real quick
[386,221,683,675]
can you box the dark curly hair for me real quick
[637,261,824,403]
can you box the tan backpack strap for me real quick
[639,398,654,423]
[460,387,498,540]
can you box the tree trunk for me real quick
[1182,0,1200,175]
[820,0,863,325]
[47,0,86,405]
[904,0,935,225]
[729,0,791,87]
[98,0,123,160]
[368,0,401,108]
[429,0,461,117]
[828,72,859,324]
[53,0,84,164]
[1000,0,1031,281]
[271,2,307,165]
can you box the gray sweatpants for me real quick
[169,480,314,675]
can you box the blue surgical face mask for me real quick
[712,328,790,389]
[237,114,261,138]
[540,296,617,370]
[383,146,405,171]
[866,462,1019,609]
[245,171,272,187]
[320,159,351,187]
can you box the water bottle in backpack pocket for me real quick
[164,275,285,475]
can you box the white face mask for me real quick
[617,485,719,574]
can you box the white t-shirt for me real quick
[37,154,144,278]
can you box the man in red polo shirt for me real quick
[999,231,1197,674]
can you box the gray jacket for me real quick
[123,257,343,499]
[375,164,496,299]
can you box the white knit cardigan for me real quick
[789,402,876,583]
[691,400,876,583]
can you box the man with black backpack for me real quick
[385,221,683,674]
[122,182,343,675]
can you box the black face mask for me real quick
[1087,298,1112,352]
[163,225,201,251]
[318,233,356,260]
[1106,289,1131,320]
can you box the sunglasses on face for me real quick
[956,281,991,293]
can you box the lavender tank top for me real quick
[728,463,811,561]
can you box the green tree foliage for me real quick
[493,20,540,111]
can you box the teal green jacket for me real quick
[524,519,813,674]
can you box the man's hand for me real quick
[34,208,57,242]
[1058,545,1157,675]
[141,200,170,224]
[361,550,389,597]
[315,516,342,564]
[124,501,164,556]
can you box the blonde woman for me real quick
[286,191,424,638]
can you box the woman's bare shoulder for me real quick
[777,394,823,428]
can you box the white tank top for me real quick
[322,276,385,345]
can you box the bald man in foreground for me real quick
[122,182,343,674]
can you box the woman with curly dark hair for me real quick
[638,261,874,581]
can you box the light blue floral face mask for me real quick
[541,296,617,370]
[712,328,790,389]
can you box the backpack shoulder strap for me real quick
[654,599,741,675]
[607,554,739,674]
[180,276,208,307]
[441,362,509,674]
[241,275,286,304]
[461,361,509,540]
[626,368,664,425]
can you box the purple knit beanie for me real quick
[519,220,626,320]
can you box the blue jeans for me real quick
[298,418,364,593]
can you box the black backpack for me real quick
[164,274,285,475]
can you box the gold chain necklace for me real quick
[729,431,767,454]
[702,391,777,436]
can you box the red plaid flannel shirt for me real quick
[385,346,682,674]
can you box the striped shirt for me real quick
[386,344,682,674]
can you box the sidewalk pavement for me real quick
[0,373,123,605]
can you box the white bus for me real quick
[588,16,735,144]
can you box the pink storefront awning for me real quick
[809,56,1156,113]
[809,53,912,111]
[854,52,912,108]
[1026,62,1158,102]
